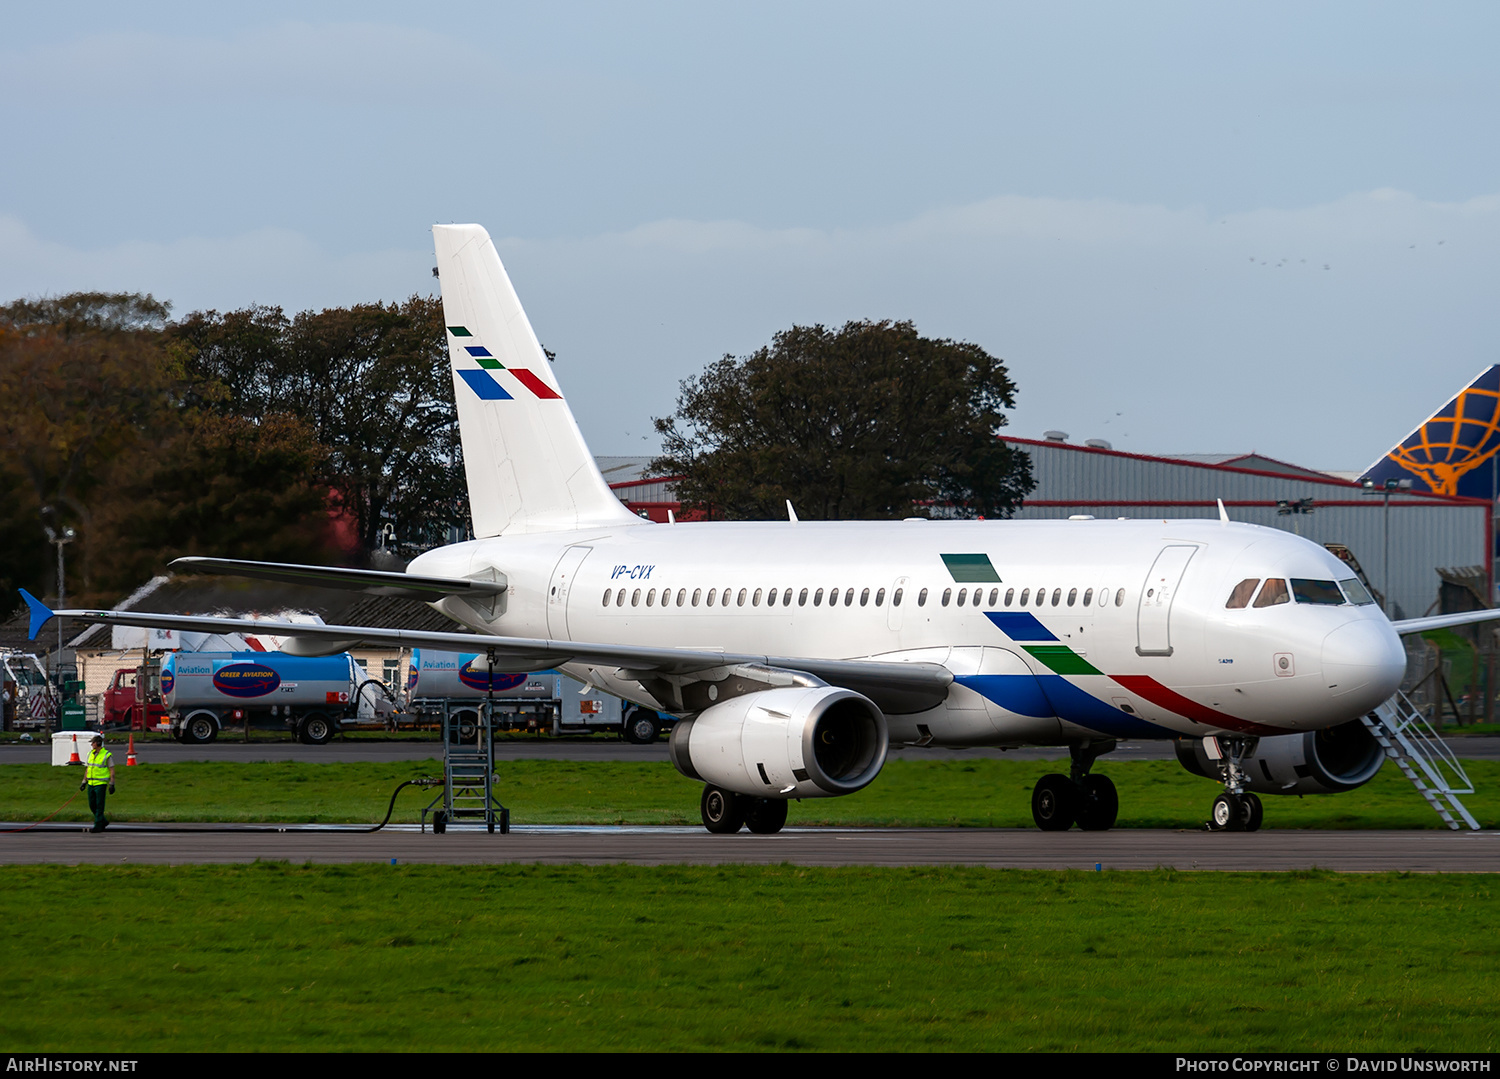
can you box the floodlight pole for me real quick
[40,509,76,689]
[1362,478,1410,617]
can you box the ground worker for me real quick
[81,734,115,832]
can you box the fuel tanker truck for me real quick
[405,648,667,743]
[161,651,394,744]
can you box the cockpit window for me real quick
[1339,578,1376,606]
[1225,578,1260,609]
[1253,578,1289,608]
[1291,579,1344,606]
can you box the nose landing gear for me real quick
[1205,736,1264,832]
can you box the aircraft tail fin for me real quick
[433,224,642,536]
[1362,365,1500,498]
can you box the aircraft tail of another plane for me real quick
[1361,365,1500,499]
[433,224,643,537]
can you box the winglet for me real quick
[19,589,54,640]
[1217,498,1230,524]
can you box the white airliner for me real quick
[22,224,1494,834]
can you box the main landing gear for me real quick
[1031,739,1119,831]
[1204,736,1263,832]
[700,785,789,834]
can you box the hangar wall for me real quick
[1003,436,1490,620]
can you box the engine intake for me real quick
[1175,719,1385,795]
[669,686,888,799]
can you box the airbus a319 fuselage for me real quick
[411,518,1405,748]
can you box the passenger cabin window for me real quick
[1067,588,1077,607]
[1019,588,1030,606]
[1051,588,1062,606]
[677,588,687,607]
[845,588,855,606]
[1291,579,1344,606]
[737,588,748,607]
[1004,588,1014,606]
[1225,578,1260,609]
[860,588,870,606]
[799,588,809,606]
[1253,579,1290,607]
[617,590,626,607]
[875,588,886,606]
[752,588,762,606]
[692,588,702,606]
[892,588,903,606]
[1114,589,1125,607]
[602,589,612,606]
[1082,588,1093,607]
[814,588,824,606]
[918,588,928,606]
[706,588,717,607]
[646,588,656,606]
[631,589,641,606]
[941,588,952,607]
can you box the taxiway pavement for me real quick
[2,825,1495,872]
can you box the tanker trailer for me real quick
[404,648,662,742]
[162,651,385,744]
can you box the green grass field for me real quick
[1,863,1495,1052]
[2,757,1495,828]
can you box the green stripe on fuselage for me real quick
[448,326,473,337]
[941,553,1001,582]
[1022,645,1102,676]
[476,358,504,369]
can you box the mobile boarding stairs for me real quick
[1363,691,1480,831]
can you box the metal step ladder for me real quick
[1362,691,1479,831]
[423,698,509,834]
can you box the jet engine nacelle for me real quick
[669,686,888,800]
[1175,719,1385,795]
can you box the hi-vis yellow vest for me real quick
[85,747,112,785]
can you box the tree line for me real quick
[0,292,464,606]
[2,292,1035,610]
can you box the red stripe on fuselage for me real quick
[1109,675,1287,735]
[509,368,562,399]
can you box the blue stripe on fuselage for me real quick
[953,674,1052,717]
[984,612,1058,641]
[1035,676,1173,738]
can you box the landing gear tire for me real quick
[1241,792,1263,832]
[701,786,746,833]
[1032,773,1079,831]
[1076,774,1118,831]
[433,811,447,834]
[623,710,659,745]
[745,798,789,835]
[1211,792,1246,832]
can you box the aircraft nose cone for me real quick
[1321,619,1405,708]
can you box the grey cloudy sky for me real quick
[4,1,1498,468]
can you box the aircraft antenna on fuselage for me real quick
[432,224,642,538]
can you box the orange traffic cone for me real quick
[126,734,137,766]
[67,734,81,765]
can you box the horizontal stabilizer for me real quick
[169,557,506,601]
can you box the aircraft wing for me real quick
[167,557,505,601]
[20,591,952,714]
[1390,609,1500,635]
